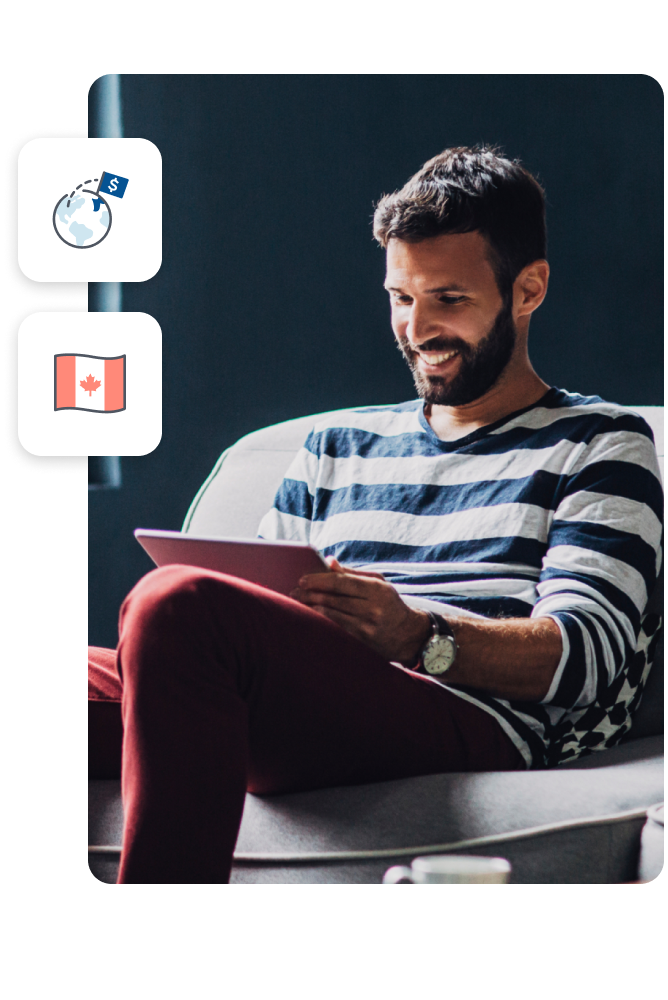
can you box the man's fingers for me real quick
[324,557,385,582]
[298,571,384,596]
[293,589,376,618]
[344,568,386,581]
[307,604,375,642]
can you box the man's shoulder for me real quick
[542,387,632,415]
[503,388,657,445]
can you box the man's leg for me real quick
[102,564,523,883]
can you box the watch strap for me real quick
[418,611,457,674]
[425,610,455,641]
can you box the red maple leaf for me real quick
[80,373,102,396]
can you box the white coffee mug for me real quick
[383,854,511,883]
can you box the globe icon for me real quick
[53,188,112,248]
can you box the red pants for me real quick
[89,566,523,883]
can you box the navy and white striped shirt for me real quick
[258,389,663,768]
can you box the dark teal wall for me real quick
[89,74,663,648]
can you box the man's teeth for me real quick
[420,350,458,364]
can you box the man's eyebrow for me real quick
[384,283,469,293]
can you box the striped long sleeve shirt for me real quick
[258,389,663,768]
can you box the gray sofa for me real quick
[89,406,664,883]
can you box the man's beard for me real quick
[397,297,517,407]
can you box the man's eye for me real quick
[389,294,465,305]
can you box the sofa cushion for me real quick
[637,803,664,882]
[183,409,350,539]
[89,734,662,884]
[231,743,663,884]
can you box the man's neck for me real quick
[424,366,550,442]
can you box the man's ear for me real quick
[514,260,550,318]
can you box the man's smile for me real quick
[416,349,459,371]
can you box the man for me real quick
[89,146,662,883]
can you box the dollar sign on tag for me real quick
[108,177,118,193]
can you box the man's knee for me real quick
[120,565,228,634]
[118,564,266,658]
[117,566,263,693]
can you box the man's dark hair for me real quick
[373,146,547,298]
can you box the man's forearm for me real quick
[293,562,562,702]
[416,612,562,702]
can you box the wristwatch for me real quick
[419,611,458,675]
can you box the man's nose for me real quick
[405,301,440,346]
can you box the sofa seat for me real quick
[89,735,662,884]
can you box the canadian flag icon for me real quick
[54,353,126,412]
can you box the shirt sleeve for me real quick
[256,430,319,542]
[532,414,663,710]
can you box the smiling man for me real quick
[274,224,563,703]
[89,146,663,883]
[262,148,660,764]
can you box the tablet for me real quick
[134,529,330,596]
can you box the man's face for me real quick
[385,231,517,407]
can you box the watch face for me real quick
[423,635,456,675]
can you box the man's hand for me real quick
[291,557,431,664]
[291,557,563,701]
